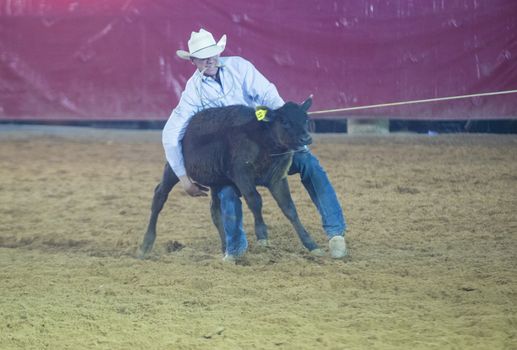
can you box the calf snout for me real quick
[299,134,313,146]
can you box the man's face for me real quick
[191,55,219,77]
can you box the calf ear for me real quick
[301,95,313,112]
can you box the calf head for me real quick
[263,97,313,150]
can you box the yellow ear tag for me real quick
[255,108,268,121]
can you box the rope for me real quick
[308,89,517,115]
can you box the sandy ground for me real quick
[0,126,516,349]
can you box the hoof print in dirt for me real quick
[165,240,185,253]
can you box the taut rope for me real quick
[308,89,517,115]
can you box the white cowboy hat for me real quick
[176,29,227,60]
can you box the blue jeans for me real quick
[289,149,346,237]
[218,186,248,257]
[218,149,346,256]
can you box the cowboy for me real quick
[162,28,347,260]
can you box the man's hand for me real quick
[179,176,209,197]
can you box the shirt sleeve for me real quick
[162,88,199,178]
[241,59,285,109]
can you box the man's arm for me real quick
[162,88,208,197]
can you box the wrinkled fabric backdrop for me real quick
[1,0,516,121]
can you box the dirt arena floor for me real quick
[0,126,516,349]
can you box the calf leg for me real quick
[233,182,269,245]
[209,187,226,253]
[137,163,179,258]
[268,178,320,253]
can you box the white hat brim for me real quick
[176,34,227,60]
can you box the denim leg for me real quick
[217,186,248,256]
[289,150,346,238]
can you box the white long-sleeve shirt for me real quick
[162,56,285,177]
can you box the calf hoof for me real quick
[256,239,269,248]
[310,248,325,257]
[136,245,151,259]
